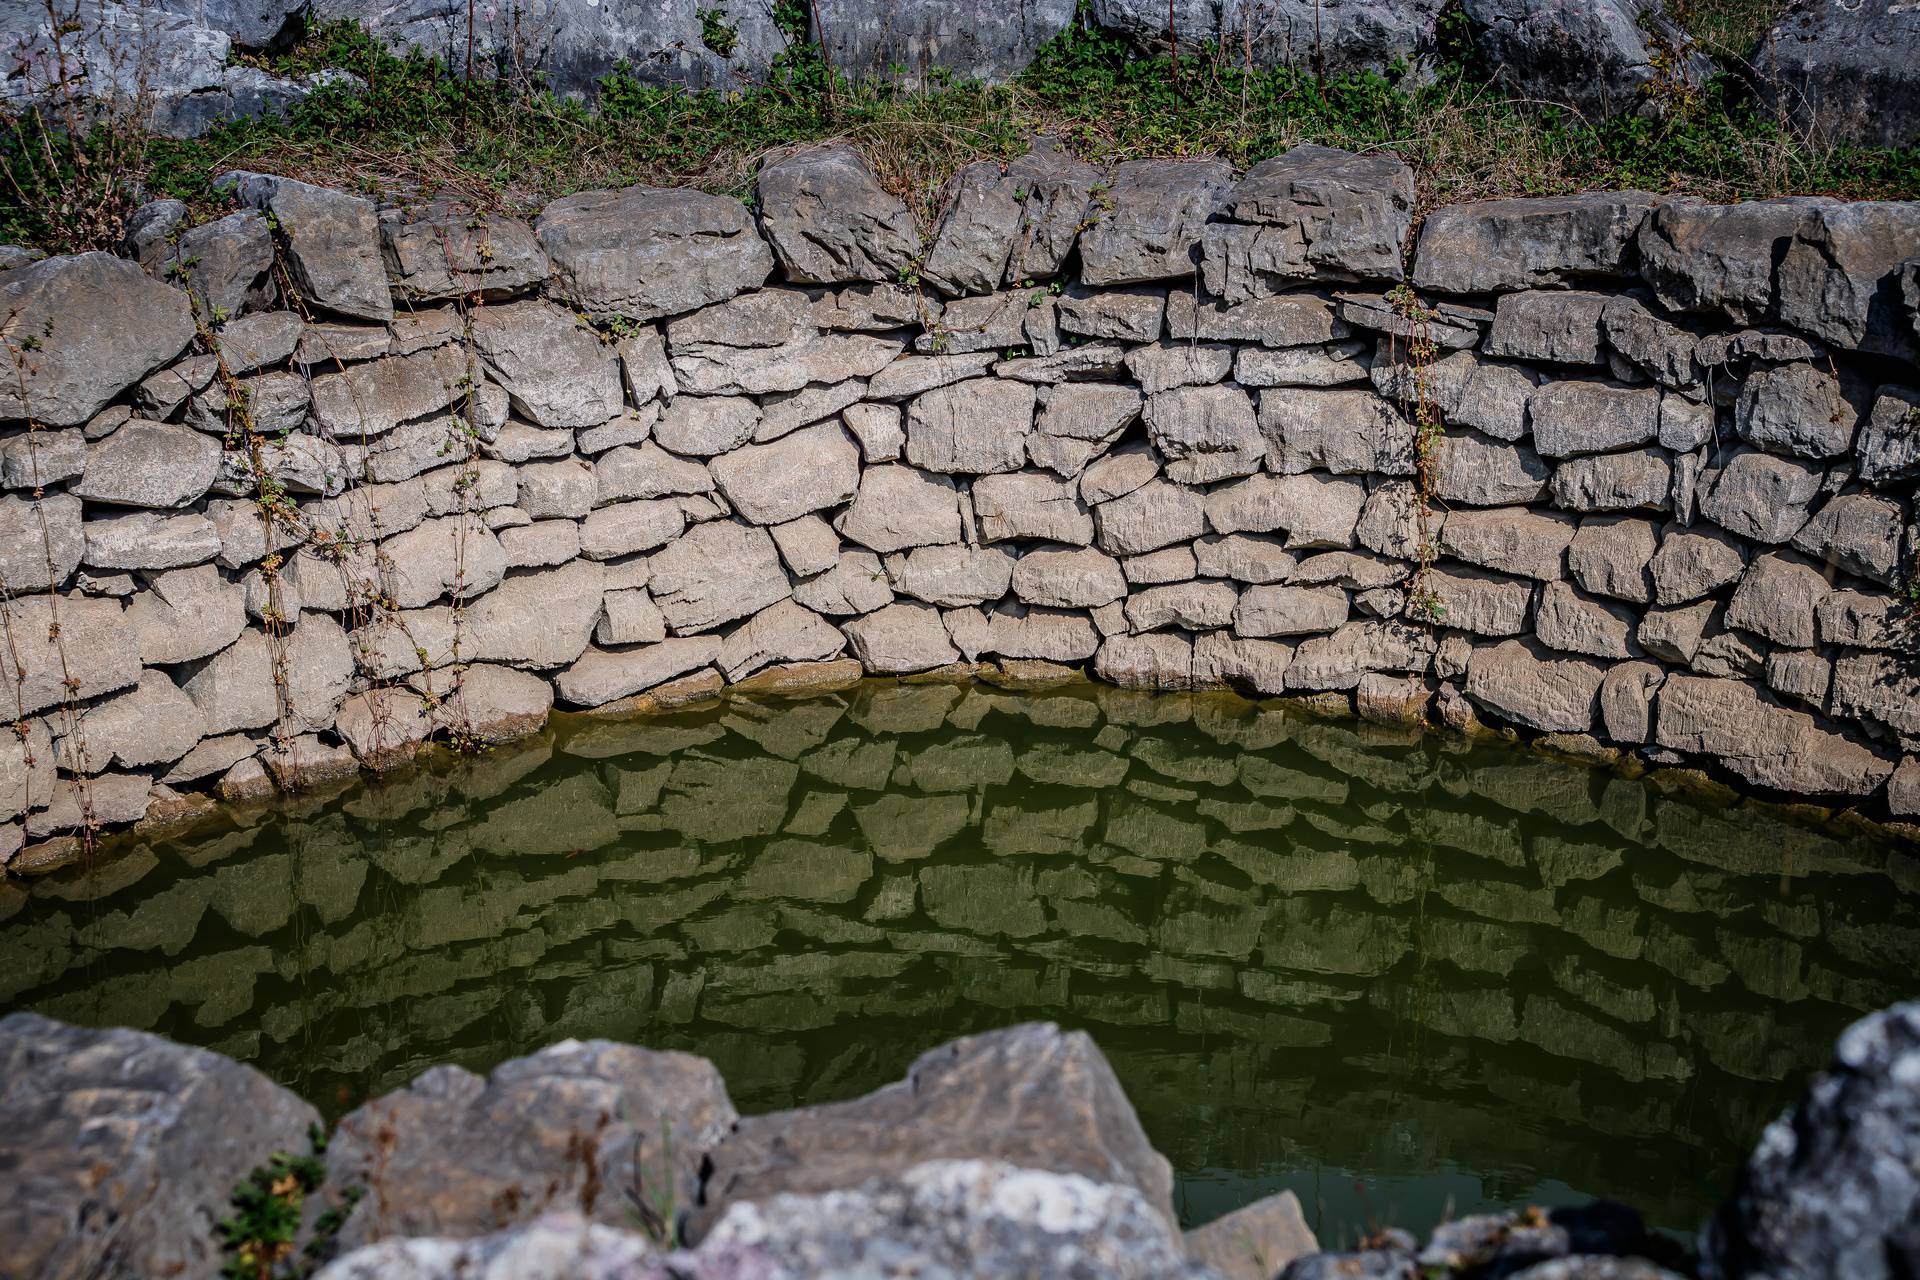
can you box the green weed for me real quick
[0,0,1913,254]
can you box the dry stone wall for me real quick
[2,140,1919,864]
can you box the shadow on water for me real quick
[3,681,1917,1244]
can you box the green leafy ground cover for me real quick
[3,0,1914,256]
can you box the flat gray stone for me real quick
[1433,433,1552,506]
[470,301,624,429]
[1698,448,1822,542]
[1530,380,1660,457]
[0,491,81,590]
[1414,192,1658,293]
[1549,449,1673,513]
[1791,492,1903,584]
[0,254,196,427]
[1637,197,1827,321]
[535,185,771,323]
[1567,514,1658,603]
[1440,506,1577,580]
[711,421,860,525]
[1655,674,1894,794]
[894,545,1017,607]
[1777,200,1920,361]
[225,172,393,320]
[905,379,1036,474]
[1735,362,1858,459]
[1079,159,1233,287]
[1260,388,1414,477]
[838,464,963,552]
[845,601,961,673]
[382,201,548,301]
[1856,386,1920,487]
[1465,638,1605,733]
[1201,146,1413,300]
[649,519,791,633]
[1094,478,1207,555]
[1726,550,1831,648]
[757,145,923,285]
[1486,289,1610,365]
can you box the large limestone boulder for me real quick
[756,145,923,285]
[534,186,772,322]
[1090,0,1446,80]
[1637,197,1826,322]
[0,1012,321,1280]
[1,0,325,138]
[1463,0,1711,121]
[1775,200,1920,362]
[0,254,195,427]
[1703,1002,1920,1280]
[1751,0,1920,149]
[308,0,782,98]
[1654,674,1895,795]
[816,0,1076,88]
[316,1038,737,1252]
[687,1022,1174,1240]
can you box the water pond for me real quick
[3,682,1916,1245]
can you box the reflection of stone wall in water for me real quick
[3,146,1920,870]
[5,688,1915,1230]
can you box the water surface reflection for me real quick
[3,683,1914,1243]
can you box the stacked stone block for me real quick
[0,143,1917,862]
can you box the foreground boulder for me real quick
[0,1011,321,1280]
[1702,1001,1920,1280]
[315,1038,738,1250]
[687,1021,1175,1239]
[317,1161,1199,1279]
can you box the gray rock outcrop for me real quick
[0,1012,321,1280]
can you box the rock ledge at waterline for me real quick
[3,145,1920,868]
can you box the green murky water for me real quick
[3,682,1916,1245]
